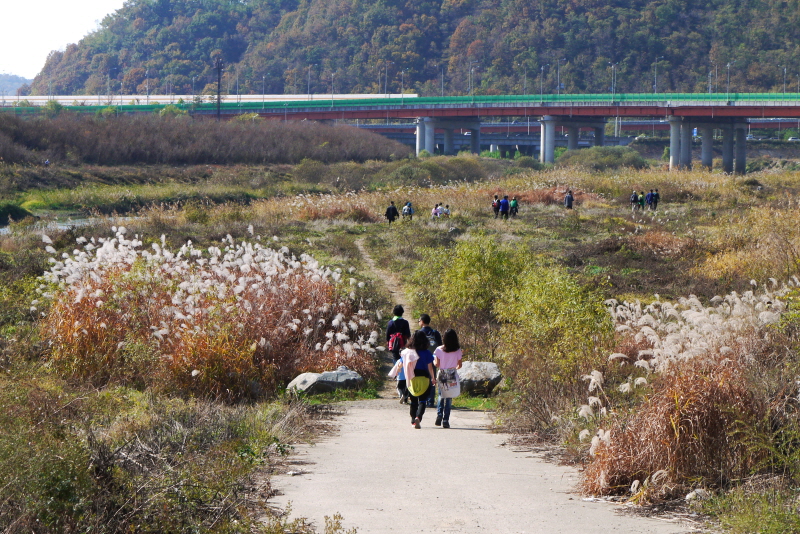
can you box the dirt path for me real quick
[267,239,694,533]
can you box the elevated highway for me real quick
[7,92,800,173]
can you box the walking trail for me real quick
[267,239,694,534]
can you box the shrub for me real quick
[38,229,380,400]
[556,146,649,171]
[516,156,543,170]
[496,264,613,428]
[581,360,762,501]
[0,204,33,226]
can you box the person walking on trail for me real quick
[645,189,654,210]
[385,201,399,224]
[652,189,660,210]
[402,330,436,429]
[402,202,414,221]
[418,314,442,407]
[499,195,510,220]
[433,329,463,429]
[492,195,500,218]
[638,191,646,211]
[630,190,639,211]
[564,190,574,209]
[510,197,519,217]
[386,305,411,364]
[389,354,409,404]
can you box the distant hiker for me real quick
[441,205,451,218]
[402,330,436,429]
[386,304,411,363]
[652,189,660,210]
[645,189,654,210]
[402,202,414,221]
[43,159,50,167]
[499,195,510,220]
[492,195,500,218]
[418,314,442,407]
[385,201,399,224]
[510,197,519,217]
[564,190,574,209]
[434,329,463,429]
[630,190,639,211]
[638,191,646,211]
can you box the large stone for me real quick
[458,361,502,396]
[287,366,364,395]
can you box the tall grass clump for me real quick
[37,228,380,400]
[578,283,797,501]
[0,114,410,165]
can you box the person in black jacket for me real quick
[386,304,411,363]
[385,201,399,224]
[418,313,442,407]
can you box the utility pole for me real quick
[262,75,266,109]
[215,57,224,122]
[540,64,548,100]
[146,68,149,104]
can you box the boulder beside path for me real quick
[287,366,364,394]
[458,361,502,395]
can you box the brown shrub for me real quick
[626,231,696,259]
[581,360,763,501]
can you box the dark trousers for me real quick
[409,371,432,421]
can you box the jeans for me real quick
[437,393,452,422]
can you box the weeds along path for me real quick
[267,241,693,534]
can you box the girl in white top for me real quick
[433,328,463,428]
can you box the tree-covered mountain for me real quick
[25,0,800,98]
[0,74,32,97]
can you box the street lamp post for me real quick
[726,61,734,99]
[262,75,266,109]
[608,62,617,101]
[307,65,315,100]
[468,60,478,100]
[556,58,566,95]
[653,56,664,93]
[437,64,444,97]
[783,66,787,94]
[401,68,407,105]
[539,64,548,100]
[384,61,393,96]
[145,68,149,104]
[192,76,196,101]
[214,57,224,122]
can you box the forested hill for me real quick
[25,0,800,98]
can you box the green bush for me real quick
[556,146,649,171]
[516,156,543,170]
[0,203,33,225]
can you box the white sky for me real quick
[0,0,126,79]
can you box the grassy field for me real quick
[3,151,800,531]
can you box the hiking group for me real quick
[384,201,451,224]
[630,189,661,211]
[491,194,519,219]
[386,305,463,429]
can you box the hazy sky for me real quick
[1,0,126,80]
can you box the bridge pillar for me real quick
[443,129,454,155]
[490,144,499,153]
[669,117,682,171]
[567,126,579,150]
[424,120,436,154]
[680,122,693,170]
[734,127,747,175]
[469,128,481,154]
[700,126,714,170]
[594,127,605,147]
[722,126,734,173]
[415,119,426,156]
[540,115,557,163]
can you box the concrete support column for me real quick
[567,126,579,150]
[721,127,734,174]
[680,122,693,170]
[490,144,499,152]
[415,119,425,156]
[469,128,481,154]
[540,115,557,164]
[594,126,605,147]
[669,117,682,171]
[443,129,454,155]
[734,127,747,175]
[424,120,435,155]
[700,126,714,170]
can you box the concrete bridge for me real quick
[8,92,800,173]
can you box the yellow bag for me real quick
[407,376,430,397]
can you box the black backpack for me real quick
[630,193,638,203]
